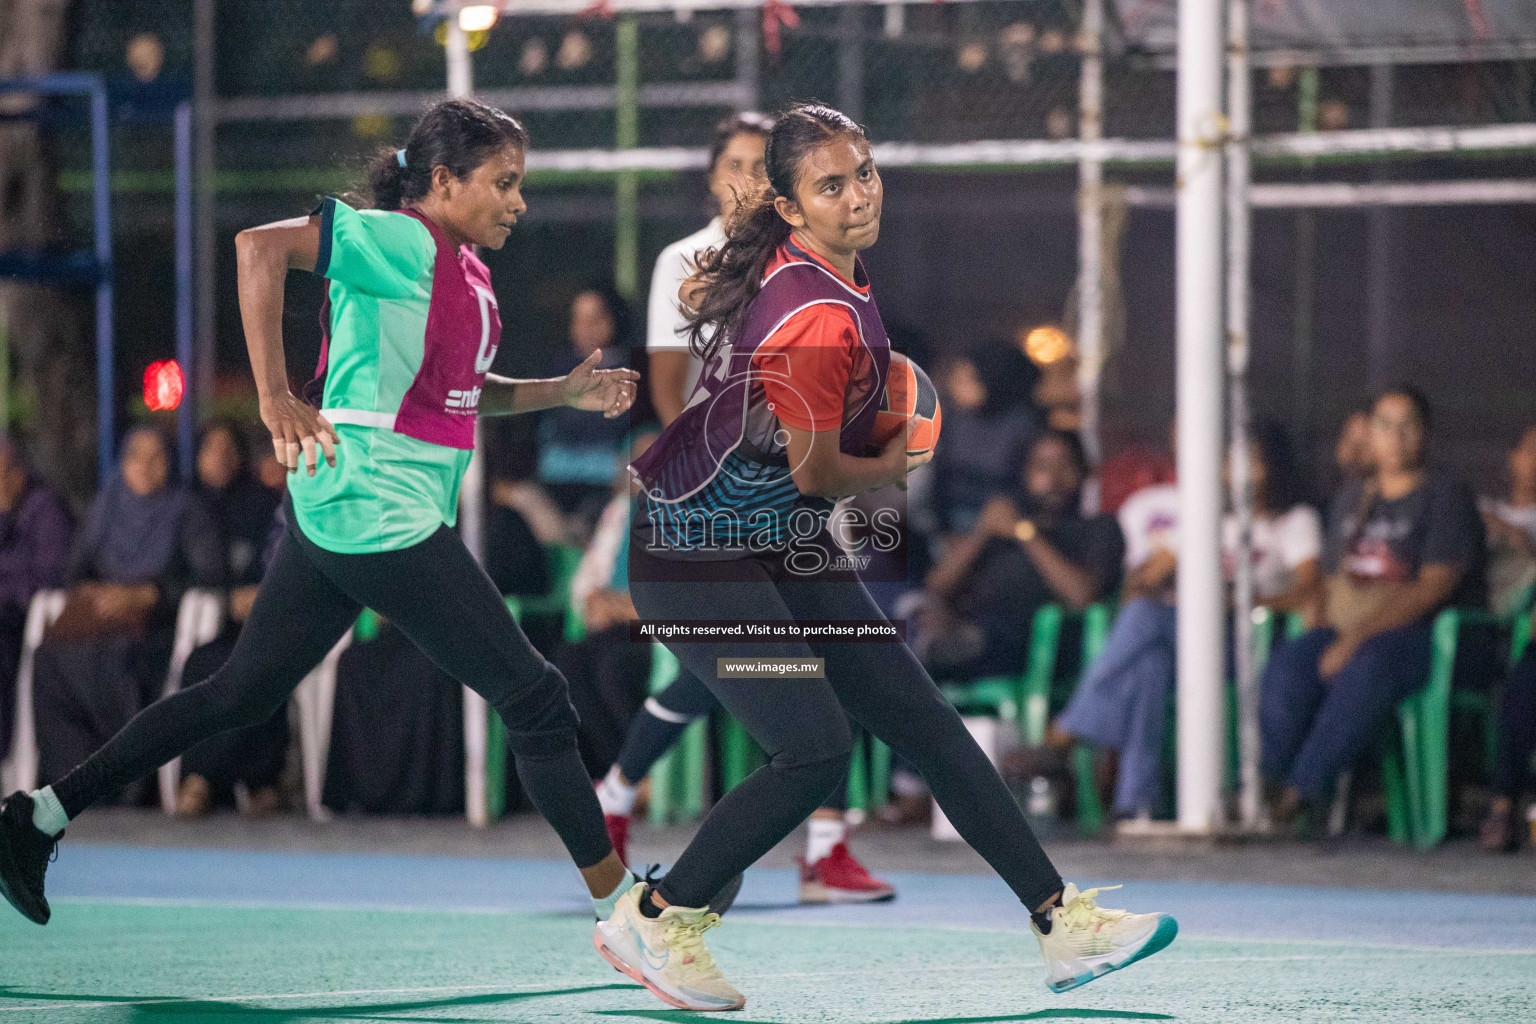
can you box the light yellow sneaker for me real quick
[1032,883,1177,993]
[594,883,746,1011]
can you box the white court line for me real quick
[50,894,1536,957]
[0,977,601,1015]
[4,947,1535,1015]
[53,895,520,916]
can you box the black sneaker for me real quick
[0,791,62,925]
[640,863,744,916]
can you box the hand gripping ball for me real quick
[867,352,941,456]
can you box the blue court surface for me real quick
[1,843,1532,1023]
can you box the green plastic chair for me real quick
[1071,604,1295,836]
[354,608,381,642]
[931,602,1111,835]
[646,642,709,825]
[939,603,1092,744]
[1381,606,1504,849]
[717,717,890,815]
[1512,609,1534,664]
[1064,605,1114,837]
[503,544,584,640]
[656,666,891,817]
[1386,603,1531,848]
[849,730,893,815]
[484,543,588,821]
[1111,602,1502,849]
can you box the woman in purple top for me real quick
[0,439,72,764]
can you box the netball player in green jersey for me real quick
[0,99,645,930]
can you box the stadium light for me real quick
[1023,325,1073,365]
[143,359,185,412]
[458,5,500,32]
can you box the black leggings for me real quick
[53,508,612,869]
[1494,645,1536,800]
[628,539,1063,910]
[617,668,849,813]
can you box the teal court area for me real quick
[2,841,1533,1024]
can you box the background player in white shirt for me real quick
[645,112,773,425]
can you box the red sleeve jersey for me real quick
[749,244,874,434]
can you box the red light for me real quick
[143,360,184,411]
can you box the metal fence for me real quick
[20,0,1536,492]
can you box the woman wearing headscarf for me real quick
[535,287,641,536]
[33,426,224,802]
[174,420,284,816]
[0,439,74,762]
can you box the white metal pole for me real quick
[1225,0,1259,830]
[1076,0,1105,485]
[735,7,760,109]
[1364,64,1394,391]
[1120,178,1536,209]
[446,15,492,829]
[1175,0,1227,834]
[447,17,474,98]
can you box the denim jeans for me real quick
[1057,597,1178,816]
[1259,624,1433,803]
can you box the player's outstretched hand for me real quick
[261,391,338,477]
[563,348,642,419]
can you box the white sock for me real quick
[592,869,638,921]
[30,787,68,837]
[805,816,846,865]
[595,765,636,817]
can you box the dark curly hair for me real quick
[682,103,868,363]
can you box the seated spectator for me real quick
[1222,423,1324,621]
[929,339,1043,535]
[1028,424,1321,821]
[1260,386,1485,834]
[1479,425,1536,616]
[322,616,464,815]
[34,426,223,802]
[536,288,635,537]
[491,470,574,550]
[555,429,659,775]
[1482,616,1536,852]
[1333,407,1375,488]
[175,421,285,817]
[0,439,73,763]
[1097,444,1175,518]
[916,429,1122,679]
[484,484,551,600]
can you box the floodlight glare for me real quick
[459,5,500,32]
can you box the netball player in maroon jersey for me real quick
[592,102,1177,1012]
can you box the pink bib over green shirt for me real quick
[290,197,502,553]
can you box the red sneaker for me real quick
[605,813,630,868]
[798,842,895,904]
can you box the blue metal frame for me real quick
[0,73,114,481]
[174,102,194,481]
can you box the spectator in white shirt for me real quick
[1480,425,1536,615]
[1021,423,1321,821]
[646,111,773,426]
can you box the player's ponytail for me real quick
[365,98,530,211]
[684,103,867,364]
